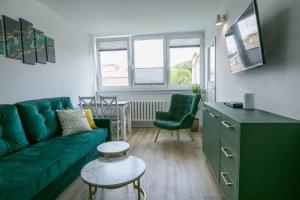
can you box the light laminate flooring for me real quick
[57,128,223,200]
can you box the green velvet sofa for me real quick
[0,97,112,200]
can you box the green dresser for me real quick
[203,102,300,200]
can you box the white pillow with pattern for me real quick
[57,110,92,136]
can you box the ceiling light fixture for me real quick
[216,14,226,26]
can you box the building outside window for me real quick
[98,40,129,87]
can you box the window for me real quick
[133,39,165,85]
[96,33,202,89]
[98,40,129,87]
[169,38,200,86]
[208,45,216,82]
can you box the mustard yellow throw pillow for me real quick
[84,109,97,129]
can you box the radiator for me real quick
[131,101,168,123]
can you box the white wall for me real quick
[205,0,300,120]
[0,0,93,104]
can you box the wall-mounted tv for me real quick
[225,0,266,73]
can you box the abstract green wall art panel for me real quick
[0,19,4,55]
[3,15,22,60]
[20,18,36,65]
[45,37,55,63]
[34,29,46,64]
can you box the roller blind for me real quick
[133,39,165,85]
[169,38,201,48]
[97,40,128,51]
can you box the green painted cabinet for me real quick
[203,106,221,181]
[203,102,300,200]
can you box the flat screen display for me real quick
[225,0,265,73]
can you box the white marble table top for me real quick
[81,155,146,188]
[97,141,130,156]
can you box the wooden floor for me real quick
[57,128,223,200]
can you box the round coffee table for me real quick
[81,155,146,200]
[97,141,130,157]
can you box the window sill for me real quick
[97,87,193,94]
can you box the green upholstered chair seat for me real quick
[153,94,200,142]
[0,129,107,200]
[153,119,182,130]
[153,94,201,131]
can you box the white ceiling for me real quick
[37,0,223,36]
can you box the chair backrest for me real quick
[169,94,201,121]
[78,96,98,117]
[98,95,119,118]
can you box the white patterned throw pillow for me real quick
[57,110,92,136]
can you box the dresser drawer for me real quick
[220,115,240,155]
[203,106,221,119]
[220,166,238,200]
[203,106,221,179]
[221,140,239,185]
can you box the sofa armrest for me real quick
[156,111,172,120]
[94,118,112,141]
[179,113,196,129]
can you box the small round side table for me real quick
[97,141,130,157]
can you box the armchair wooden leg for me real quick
[185,129,194,141]
[154,129,161,142]
[177,130,180,141]
[171,131,173,137]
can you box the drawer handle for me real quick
[209,112,218,118]
[221,173,234,186]
[221,147,234,158]
[203,107,208,111]
[222,121,234,129]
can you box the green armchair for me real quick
[153,94,201,142]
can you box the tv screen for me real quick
[225,0,266,73]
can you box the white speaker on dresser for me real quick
[244,93,255,110]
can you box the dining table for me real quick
[78,100,132,140]
[111,100,132,140]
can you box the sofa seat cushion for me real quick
[0,128,107,200]
[0,105,29,157]
[17,97,73,143]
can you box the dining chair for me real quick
[153,94,201,142]
[78,96,98,117]
[98,95,121,140]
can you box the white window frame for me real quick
[96,36,131,90]
[132,34,167,89]
[167,33,202,89]
[95,32,203,91]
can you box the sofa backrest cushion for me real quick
[0,105,29,157]
[16,97,73,143]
